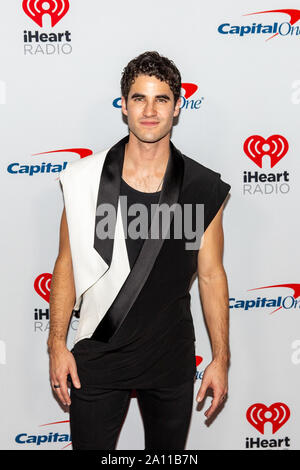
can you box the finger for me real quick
[52,379,67,406]
[59,376,71,406]
[219,387,228,403]
[196,380,209,402]
[204,398,218,418]
[220,393,227,403]
[205,391,224,418]
[69,364,81,389]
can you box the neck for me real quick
[124,132,170,178]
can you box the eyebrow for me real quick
[130,93,171,100]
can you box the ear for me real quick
[121,96,128,116]
[173,97,181,117]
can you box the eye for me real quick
[157,98,167,103]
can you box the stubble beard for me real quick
[128,122,172,145]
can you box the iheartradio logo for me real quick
[246,402,290,434]
[22,0,70,27]
[33,273,79,332]
[242,134,290,195]
[22,1,72,56]
[244,135,289,169]
[34,273,52,303]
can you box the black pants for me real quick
[69,379,194,450]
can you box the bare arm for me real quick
[48,207,76,345]
[196,201,230,418]
[47,207,81,406]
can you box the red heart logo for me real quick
[244,134,289,168]
[22,0,70,27]
[34,273,52,303]
[195,355,203,367]
[246,402,290,434]
[181,83,198,99]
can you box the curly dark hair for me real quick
[121,51,181,107]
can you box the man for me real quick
[48,51,231,450]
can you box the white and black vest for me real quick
[58,135,231,345]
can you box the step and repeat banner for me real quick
[1,0,299,450]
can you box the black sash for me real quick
[92,135,185,342]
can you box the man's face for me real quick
[121,74,181,144]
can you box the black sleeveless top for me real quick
[71,177,197,389]
[120,177,161,270]
[71,155,231,389]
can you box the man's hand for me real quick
[49,343,81,406]
[196,359,228,419]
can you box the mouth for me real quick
[140,121,159,127]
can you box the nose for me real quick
[143,99,157,117]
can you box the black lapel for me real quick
[93,135,129,266]
[92,134,185,343]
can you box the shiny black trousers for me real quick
[69,379,194,450]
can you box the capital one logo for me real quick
[22,0,70,27]
[244,9,300,41]
[244,135,289,168]
[7,147,92,176]
[218,9,300,41]
[15,420,71,449]
[246,403,290,434]
[112,82,203,110]
[195,355,203,367]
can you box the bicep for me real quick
[197,202,225,282]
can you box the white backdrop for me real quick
[1,0,299,450]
